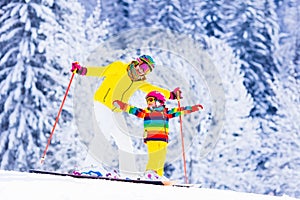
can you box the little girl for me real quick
[113,91,203,178]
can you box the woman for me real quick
[70,55,182,177]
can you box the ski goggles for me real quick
[146,97,157,103]
[138,63,151,75]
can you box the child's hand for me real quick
[197,104,204,109]
[113,100,126,110]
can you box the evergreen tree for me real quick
[124,0,186,33]
[0,0,59,171]
[263,1,300,196]
[156,0,185,33]
[248,67,300,197]
[275,0,300,79]
[221,0,280,117]
[271,72,300,197]
[47,0,86,65]
[167,37,256,187]
[43,0,88,171]
[179,0,206,41]
[0,0,87,171]
[188,0,223,38]
[85,0,109,53]
[100,0,131,33]
[128,0,164,28]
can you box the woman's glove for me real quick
[71,62,87,75]
[169,87,183,100]
[113,100,127,110]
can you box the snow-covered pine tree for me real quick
[0,0,87,171]
[266,71,300,197]
[0,0,63,171]
[67,0,113,169]
[114,0,186,33]
[47,0,86,66]
[135,0,187,33]
[84,0,109,54]
[177,0,206,41]
[155,0,185,33]
[100,0,131,33]
[186,0,224,38]
[220,0,280,118]
[274,0,300,129]
[128,0,164,28]
[259,1,300,196]
[275,0,300,79]
[245,56,300,197]
[42,0,88,171]
[167,37,256,187]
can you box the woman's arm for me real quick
[85,67,107,77]
[85,61,125,77]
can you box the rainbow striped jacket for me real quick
[122,104,203,143]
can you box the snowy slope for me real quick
[0,170,297,200]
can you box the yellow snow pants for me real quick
[145,141,168,176]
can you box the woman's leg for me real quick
[94,102,137,177]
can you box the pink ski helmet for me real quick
[146,91,166,104]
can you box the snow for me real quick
[0,170,297,200]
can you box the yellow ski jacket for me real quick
[86,61,171,112]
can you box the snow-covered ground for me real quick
[0,170,297,200]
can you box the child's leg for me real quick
[146,141,168,176]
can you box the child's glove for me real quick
[169,87,183,100]
[71,62,87,75]
[197,104,204,109]
[113,100,126,110]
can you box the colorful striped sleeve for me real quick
[167,104,203,118]
[125,105,146,118]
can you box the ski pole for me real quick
[40,72,76,164]
[177,92,188,184]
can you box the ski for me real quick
[29,169,199,188]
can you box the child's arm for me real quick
[167,104,203,118]
[113,100,146,118]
